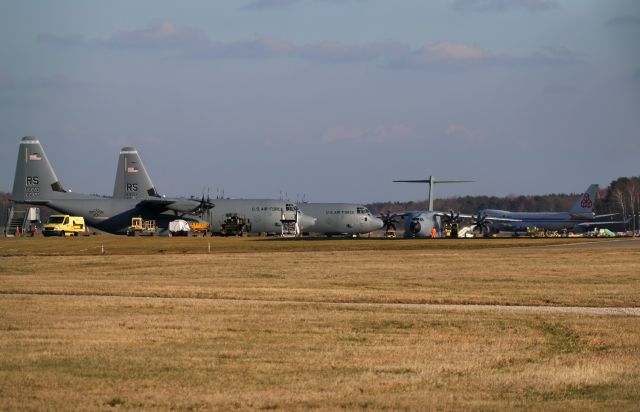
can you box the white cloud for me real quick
[372,124,414,143]
[320,126,364,143]
[445,124,485,144]
[43,20,585,70]
[99,19,210,50]
[320,124,414,144]
[451,0,559,13]
[606,15,640,27]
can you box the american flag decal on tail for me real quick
[127,166,139,173]
[29,153,41,161]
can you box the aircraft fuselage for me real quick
[297,203,383,235]
[35,197,201,235]
[482,209,594,232]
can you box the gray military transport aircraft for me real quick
[112,147,316,235]
[10,136,209,234]
[296,203,383,236]
[388,176,473,238]
[472,184,620,235]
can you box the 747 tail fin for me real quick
[569,184,598,215]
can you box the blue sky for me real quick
[1,0,638,203]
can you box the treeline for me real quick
[0,192,10,228]
[368,194,580,215]
[367,176,640,231]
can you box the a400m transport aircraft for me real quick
[11,136,208,234]
[390,176,473,238]
[112,147,316,235]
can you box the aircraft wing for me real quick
[136,198,214,214]
[594,213,619,219]
[480,216,523,222]
[431,211,474,219]
[576,220,626,227]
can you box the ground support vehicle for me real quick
[220,214,250,236]
[127,217,157,236]
[43,215,87,237]
[188,221,210,236]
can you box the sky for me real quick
[1,0,638,203]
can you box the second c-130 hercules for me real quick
[113,147,385,236]
[112,147,316,235]
[10,136,210,235]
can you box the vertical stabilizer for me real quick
[113,147,159,199]
[569,184,598,215]
[393,177,474,212]
[11,136,66,202]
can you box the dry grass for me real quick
[0,237,639,410]
[1,297,639,410]
[0,235,617,257]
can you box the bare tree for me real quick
[628,180,639,235]
[613,188,627,231]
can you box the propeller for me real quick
[379,211,400,231]
[472,214,490,234]
[190,191,215,217]
[443,210,460,224]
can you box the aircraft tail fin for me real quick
[11,136,66,203]
[113,147,159,198]
[569,184,598,215]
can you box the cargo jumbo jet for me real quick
[472,184,620,235]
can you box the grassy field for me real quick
[1,237,639,410]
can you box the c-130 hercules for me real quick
[10,136,210,234]
[112,146,316,235]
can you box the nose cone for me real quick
[369,216,384,231]
[298,212,317,230]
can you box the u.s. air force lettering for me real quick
[251,206,281,212]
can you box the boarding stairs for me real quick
[280,209,299,237]
[5,206,40,237]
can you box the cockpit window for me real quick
[357,207,367,214]
[286,204,296,211]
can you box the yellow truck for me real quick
[188,221,210,236]
[127,217,157,236]
[43,215,87,237]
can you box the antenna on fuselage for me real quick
[393,176,474,211]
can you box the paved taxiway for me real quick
[3,293,639,316]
